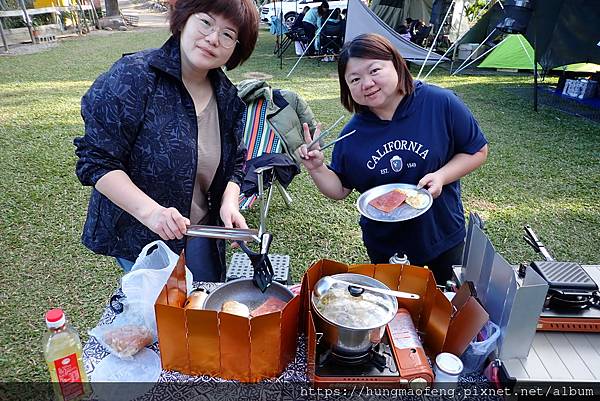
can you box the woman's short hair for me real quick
[170,0,259,70]
[337,33,414,113]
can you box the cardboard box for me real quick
[154,252,300,382]
[563,78,598,99]
[300,259,489,382]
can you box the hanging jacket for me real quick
[74,35,246,270]
[237,79,317,165]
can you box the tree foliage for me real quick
[465,0,495,22]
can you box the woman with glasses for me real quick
[298,34,488,284]
[74,0,259,281]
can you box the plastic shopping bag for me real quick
[90,241,192,359]
[460,320,501,374]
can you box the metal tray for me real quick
[356,183,433,222]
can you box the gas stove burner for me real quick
[545,290,596,311]
[314,333,399,378]
[323,344,388,370]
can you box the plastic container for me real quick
[434,352,463,386]
[460,320,501,374]
[457,43,482,60]
[43,309,90,401]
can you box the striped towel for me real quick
[239,97,282,210]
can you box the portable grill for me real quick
[530,260,598,310]
[523,225,600,332]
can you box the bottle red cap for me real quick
[45,309,64,323]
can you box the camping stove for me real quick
[522,226,600,332]
[530,260,599,310]
[314,332,400,384]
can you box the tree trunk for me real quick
[104,0,120,17]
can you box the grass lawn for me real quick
[0,27,598,381]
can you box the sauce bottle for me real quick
[43,309,89,401]
[389,253,410,264]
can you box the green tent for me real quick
[478,34,540,70]
[479,34,600,73]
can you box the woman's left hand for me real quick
[220,202,248,229]
[418,172,444,199]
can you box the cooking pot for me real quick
[204,279,293,314]
[311,273,398,356]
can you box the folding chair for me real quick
[412,25,432,47]
[319,20,344,58]
[276,27,310,58]
[238,97,296,235]
[228,95,298,284]
[270,15,291,57]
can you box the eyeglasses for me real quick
[193,13,239,49]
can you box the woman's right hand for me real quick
[298,122,325,172]
[143,206,190,240]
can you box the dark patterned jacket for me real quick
[74,35,246,269]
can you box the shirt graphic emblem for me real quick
[390,155,403,172]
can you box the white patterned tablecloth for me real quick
[83,283,500,401]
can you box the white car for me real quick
[260,0,348,27]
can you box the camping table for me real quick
[454,264,600,396]
[83,282,501,401]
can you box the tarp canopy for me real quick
[525,0,600,72]
[370,0,470,42]
[478,34,600,73]
[456,2,503,46]
[370,0,433,30]
[345,0,450,64]
[458,0,600,72]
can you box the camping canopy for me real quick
[525,0,600,72]
[345,0,450,64]
[370,0,433,31]
[459,0,600,72]
[478,34,600,73]
[370,0,470,42]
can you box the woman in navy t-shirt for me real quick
[298,33,488,283]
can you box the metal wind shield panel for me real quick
[345,0,450,64]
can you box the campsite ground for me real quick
[0,27,598,381]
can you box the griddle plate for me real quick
[531,261,598,291]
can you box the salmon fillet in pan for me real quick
[368,189,407,213]
[250,297,288,317]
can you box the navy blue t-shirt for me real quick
[329,81,487,264]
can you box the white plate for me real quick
[356,183,433,222]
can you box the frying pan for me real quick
[203,279,293,313]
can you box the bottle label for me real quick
[53,353,84,401]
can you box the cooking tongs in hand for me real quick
[237,233,274,293]
[186,226,275,292]
[523,225,554,261]
[186,225,260,243]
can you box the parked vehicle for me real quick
[260,0,348,27]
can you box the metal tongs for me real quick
[186,225,275,292]
[186,225,260,242]
[523,225,554,261]
[237,233,274,293]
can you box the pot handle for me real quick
[348,285,365,297]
